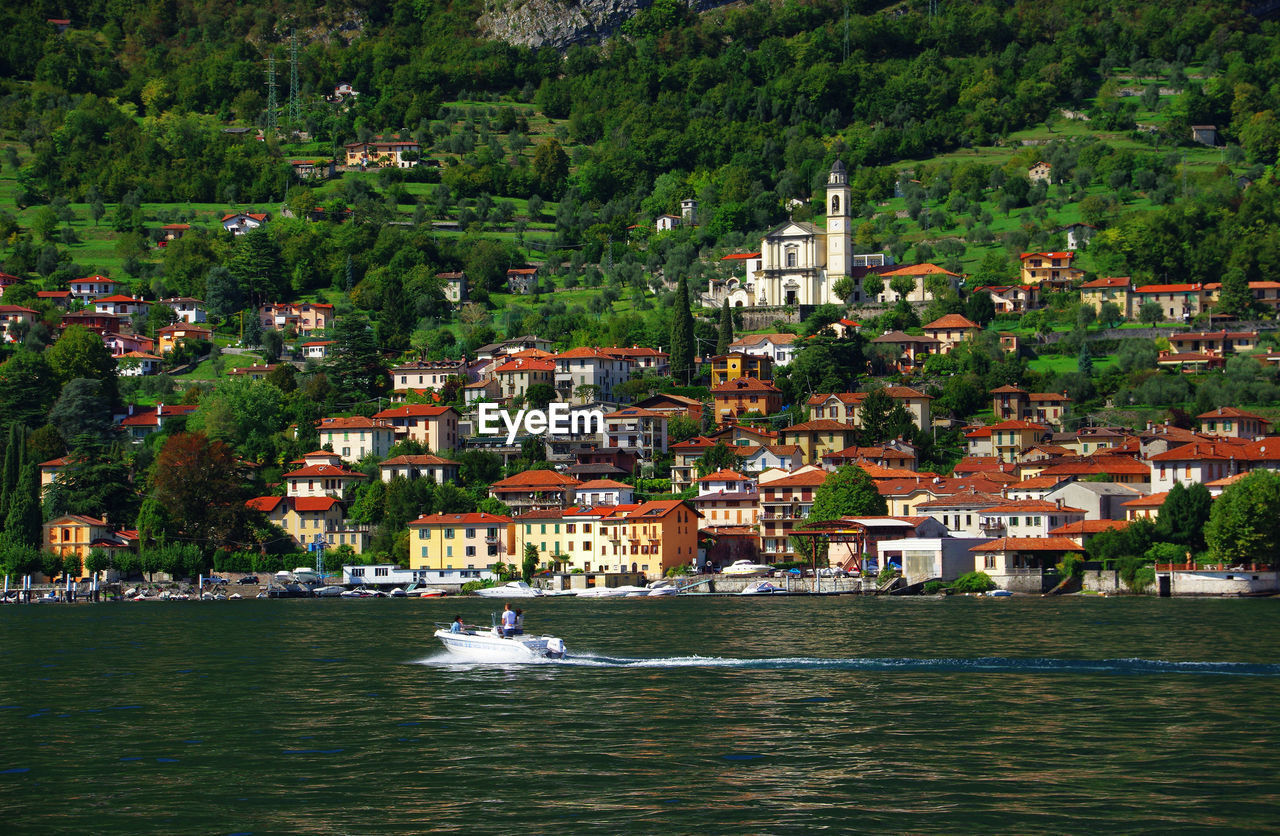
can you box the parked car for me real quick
[235,575,259,585]
[207,575,229,584]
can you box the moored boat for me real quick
[721,560,774,577]
[740,580,788,595]
[474,581,542,598]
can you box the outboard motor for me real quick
[545,638,566,659]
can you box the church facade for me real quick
[707,160,899,309]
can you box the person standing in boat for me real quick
[450,615,465,634]
[501,603,517,637]
[514,608,524,634]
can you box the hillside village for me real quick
[5,179,1280,597]
[4,1,1280,596]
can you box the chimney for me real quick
[156,403,163,415]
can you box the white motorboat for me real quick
[291,567,321,584]
[416,588,447,598]
[313,585,345,597]
[740,580,788,595]
[647,585,680,596]
[574,586,630,598]
[721,560,774,577]
[474,581,542,598]
[434,622,567,661]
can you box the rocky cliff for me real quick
[479,0,728,49]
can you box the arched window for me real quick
[831,195,840,214]
[785,247,797,268]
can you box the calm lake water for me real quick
[0,596,1277,834]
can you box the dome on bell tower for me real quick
[828,159,847,185]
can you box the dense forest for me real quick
[3,0,1277,210]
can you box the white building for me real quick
[728,333,800,367]
[316,417,397,463]
[157,297,207,324]
[573,479,635,506]
[603,408,668,460]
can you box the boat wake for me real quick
[414,652,1280,676]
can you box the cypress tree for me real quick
[670,275,695,384]
[716,300,733,355]
[4,461,41,547]
[0,424,24,523]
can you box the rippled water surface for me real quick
[1,596,1278,834]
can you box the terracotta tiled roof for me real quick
[970,537,1084,552]
[494,358,555,373]
[783,419,859,432]
[730,333,798,347]
[698,469,749,482]
[1197,406,1269,422]
[246,496,284,513]
[988,420,1051,431]
[711,377,781,394]
[282,464,365,479]
[574,479,632,490]
[762,470,829,488]
[317,416,394,431]
[924,314,980,330]
[491,470,582,490]
[409,512,512,526]
[1081,276,1131,289]
[1049,519,1131,536]
[373,405,457,419]
[984,499,1087,515]
[1122,492,1167,507]
[294,497,341,512]
[1133,283,1202,293]
[379,454,458,466]
[880,263,960,277]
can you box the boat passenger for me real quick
[450,615,464,634]
[501,603,517,637]
[515,608,524,635]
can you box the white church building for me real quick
[706,160,953,310]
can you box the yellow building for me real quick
[156,324,213,354]
[1080,276,1133,316]
[709,352,773,387]
[988,420,1050,462]
[1019,252,1083,287]
[779,420,860,465]
[514,506,636,573]
[408,512,515,571]
[43,515,138,579]
[246,496,370,554]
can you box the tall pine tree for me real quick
[4,461,41,547]
[0,424,25,523]
[670,275,695,384]
[716,300,733,355]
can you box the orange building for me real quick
[711,377,782,422]
[597,499,702,578]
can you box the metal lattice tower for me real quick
[265,55,278,134]
[843,2,849,63]
[288,30,300,130]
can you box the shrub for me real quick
[951,571,996,593]
[923,580,947,594]
[877,564,898,584]
[1117,555,1154,593]
[1057,554,1085,579]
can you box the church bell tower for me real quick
[825,159,852,283]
